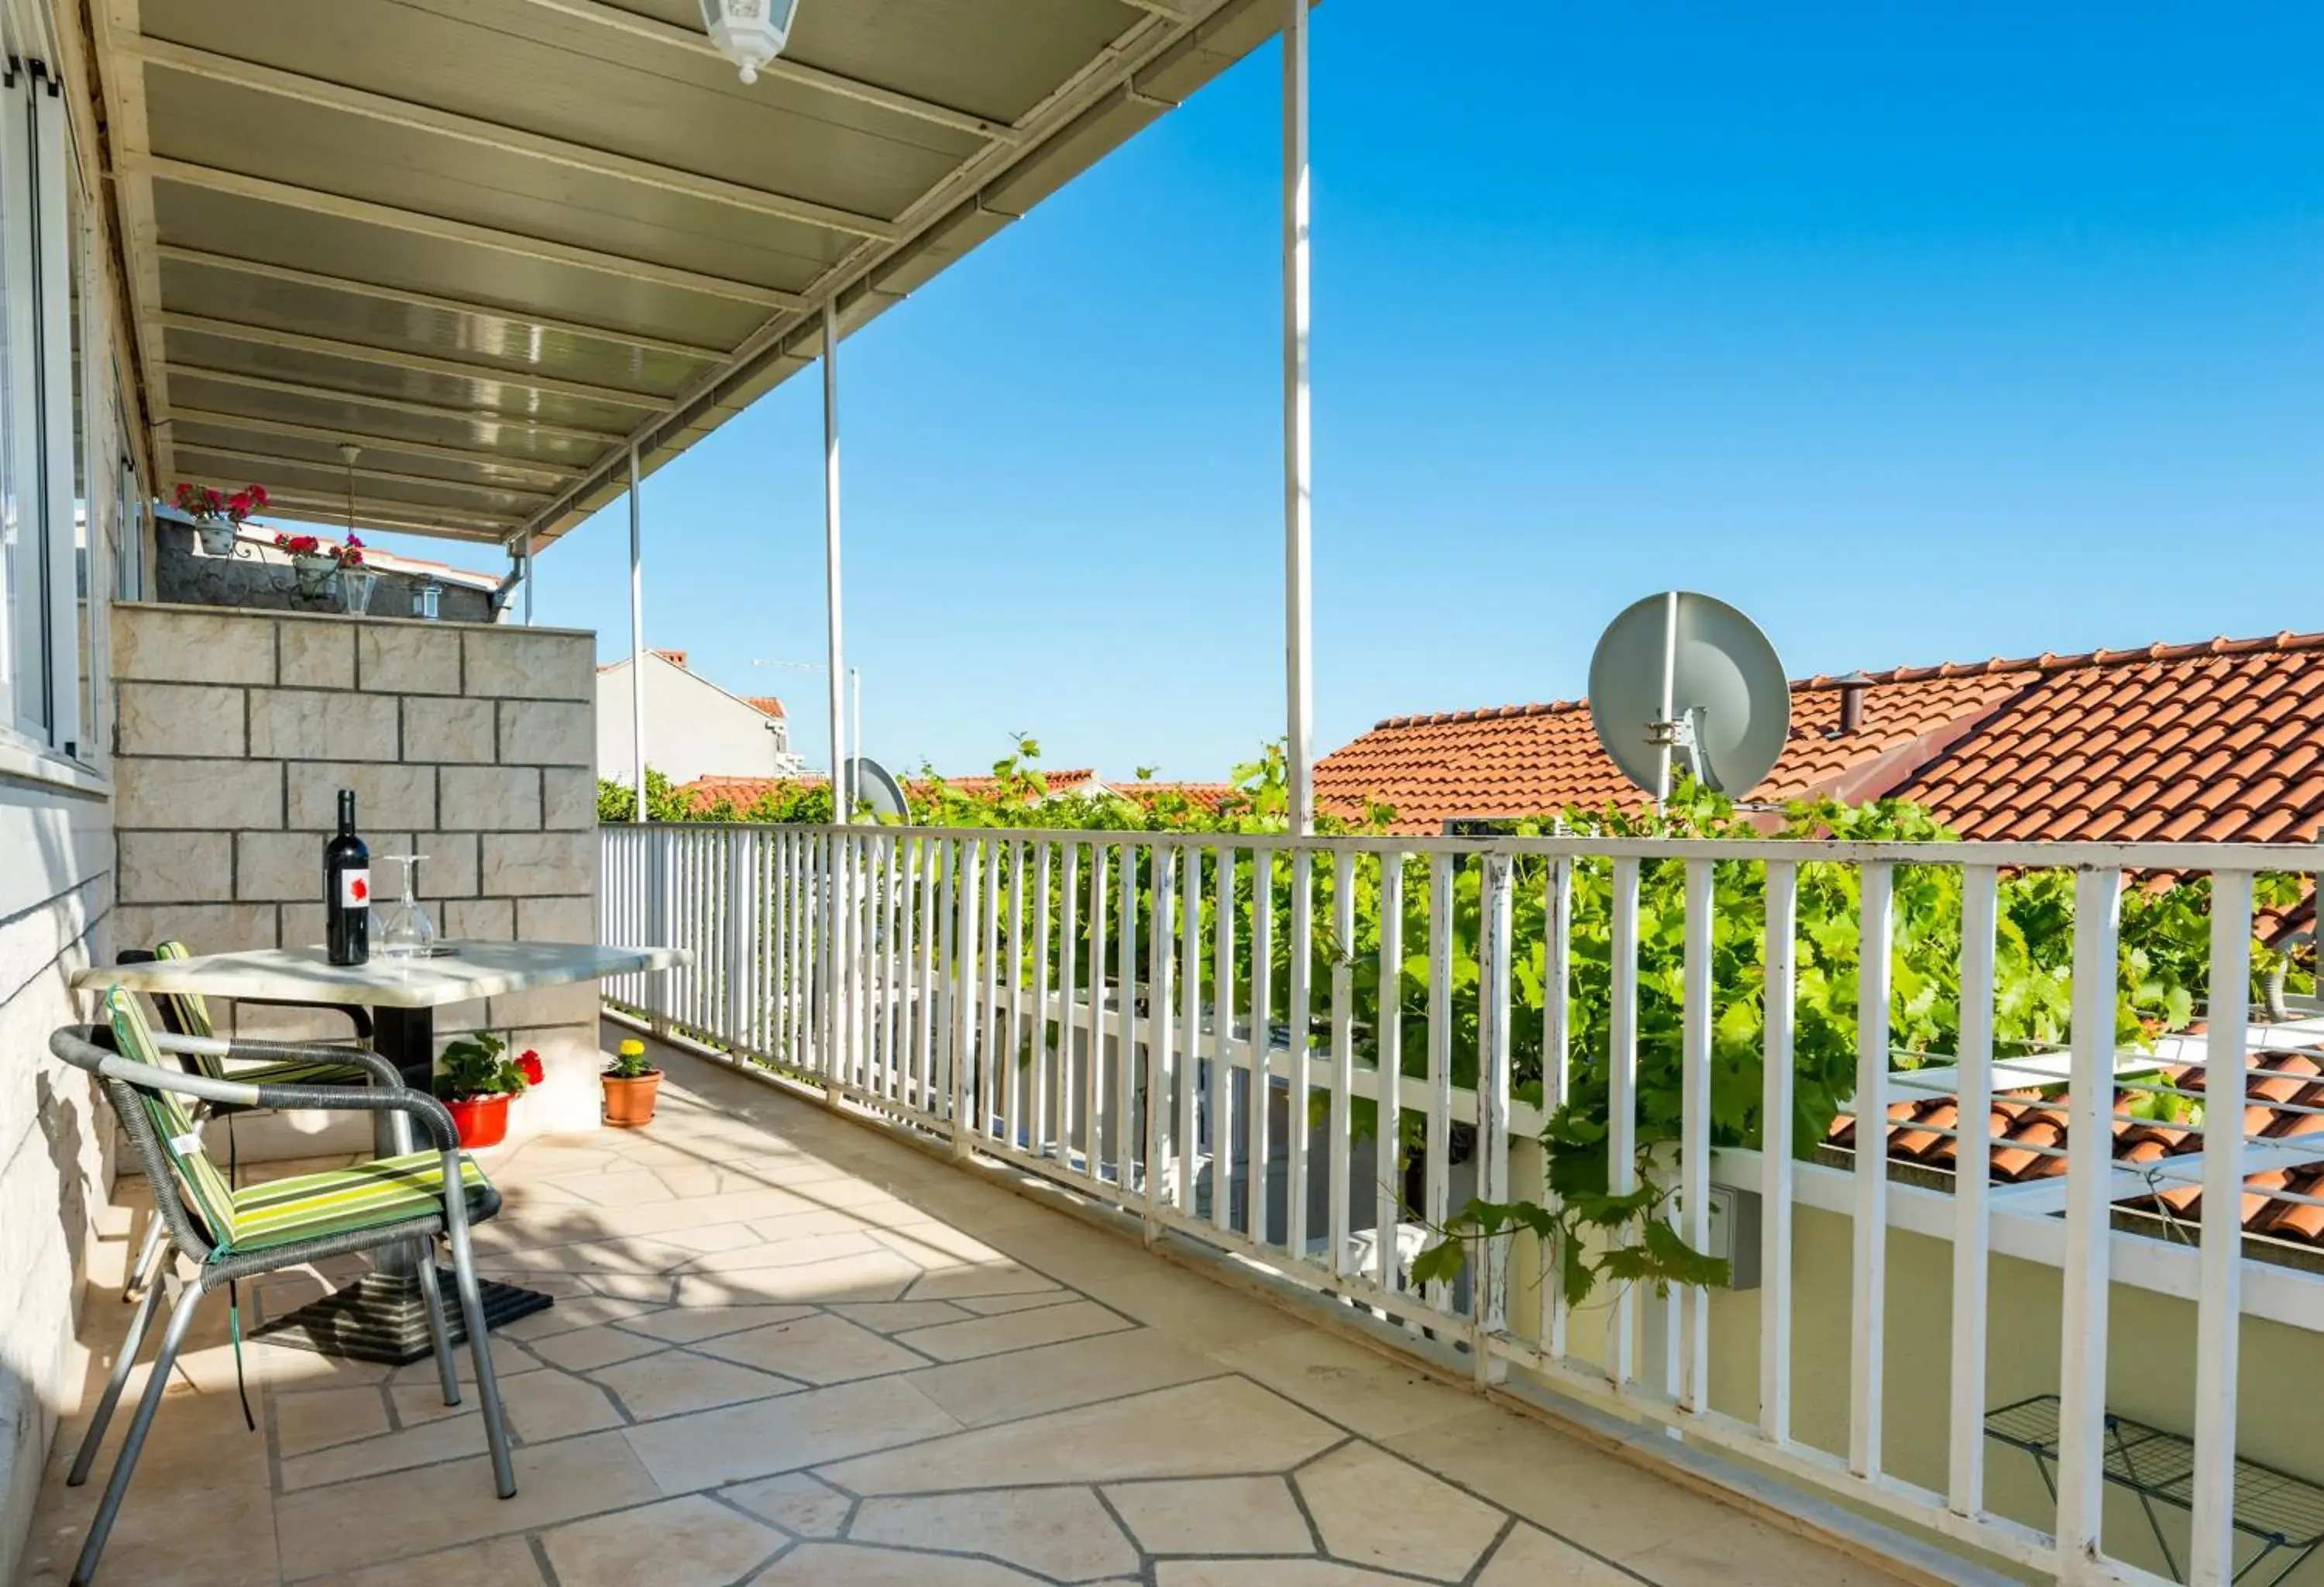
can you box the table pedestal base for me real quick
[252,1267,554,1365]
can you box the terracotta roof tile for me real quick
[1838,1047,2324,1249]
[1319,628,2324,842]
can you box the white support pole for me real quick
[822,301,848,820]
[627,441,646,823]
[1281,0,1315,835]
[521,543,534,626]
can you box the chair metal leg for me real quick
[66,1269,166,1487]
[411,1239,460,1408]
[71,1281,205,1587]
[443,1221,515,1498]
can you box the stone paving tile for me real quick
[31,1045,1906,1587]
[901,1328,1225,1429]
[621,1375,962,1496]
[722,1470,854,1537]
[892,1297,1131,1362]
[817,1378,1342,1494]
[696,1311,933,1385]
[849,1487,1140,1582]
[1103,1475,1316,1558]
[541,1493,786,1587]
[1294,1441,1508,1583]
[589,1345,802,1420]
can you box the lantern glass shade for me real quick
[700,0,799,84]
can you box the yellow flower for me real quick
[618,1039,645,1059]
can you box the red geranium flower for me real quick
[515,1051,545,1087]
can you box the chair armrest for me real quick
[156,1031,407,1090]
[48,1033,459,1153]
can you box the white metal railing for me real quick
[600,823,2324,1587]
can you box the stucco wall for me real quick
[108,602,605,1145]
[0,782,115,1582]
[596,652,804,786]
[1502,1143,2324,1585]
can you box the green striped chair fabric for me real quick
[150,942,376,1088]
[101,988,492,1257]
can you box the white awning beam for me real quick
[176,476,524,535]
[509,0,1024,144]
[168,440,559,504]
[160,311,665,410]
[129,154,804,309]
[163,407,586,484]
[156,246,732,363]
[132,38,900,241]
[170,364,627,445]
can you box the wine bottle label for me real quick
[340,868,371,908]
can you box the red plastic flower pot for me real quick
[445,1093,511,1150]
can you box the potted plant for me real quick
[335,533,376,614]
[602,1038,661,1127]
[175,481,266,556]
[275,532,339,597]
[433,1033,541,1150]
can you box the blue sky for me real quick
[333,2,2324,784]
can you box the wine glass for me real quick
[376,855,438,960]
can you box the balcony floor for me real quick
[24,1031,1903,1587]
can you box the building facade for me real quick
[596,649,806,788]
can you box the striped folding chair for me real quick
[50,990,516,1586]
[105,943,397,1410]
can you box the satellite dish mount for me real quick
[1589,590,1789,814]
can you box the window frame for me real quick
[0,44,110,782]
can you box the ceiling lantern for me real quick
[700,0,799,84]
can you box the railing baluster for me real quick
[1476,852,1514,1385]
[1086,842,1109,1182]
[1249,848,1275,1246]
[895,838,918,1106]
[1422,852,1455,1313]
[1057,843,1081,1170]
[1329,851,1356,1277]
[980,838,1002,1142]
[1679,856,1713,1412]
[2190,868,2253,1587]
[1178,842,1202,1213]
[1948,864,1998,1515]
[1287,848,1313,1262]
[1850,860,1894,1478]
[1007,839,1027,1151]
[1608,855,1639,1387]
[1147,844,1177,1241]
[1032,842,1054,1158]
[951,841,982,1154]
[1211,847,1235,1237]
[1759,859,1796,1444]
[936,838,956,1125]
[2055,865,2124,1573]
[1544,850,1572,1358]
[724,831,751,1051]
[1375,852,1404,1296]
[1117,840,1139,1189]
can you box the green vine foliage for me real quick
[600,749,2304,1307]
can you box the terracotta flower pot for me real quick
[445,1092,511,1150]
[602,1070,662,1128]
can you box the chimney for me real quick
[1835,672,1872,735]
[653,649,689,670]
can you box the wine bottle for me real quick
[325,789,371,966]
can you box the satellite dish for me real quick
[1588,590,1789,804]
[847,756,909,821]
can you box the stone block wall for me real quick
[108,602,603,1145]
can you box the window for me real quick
[0,46,104,765]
